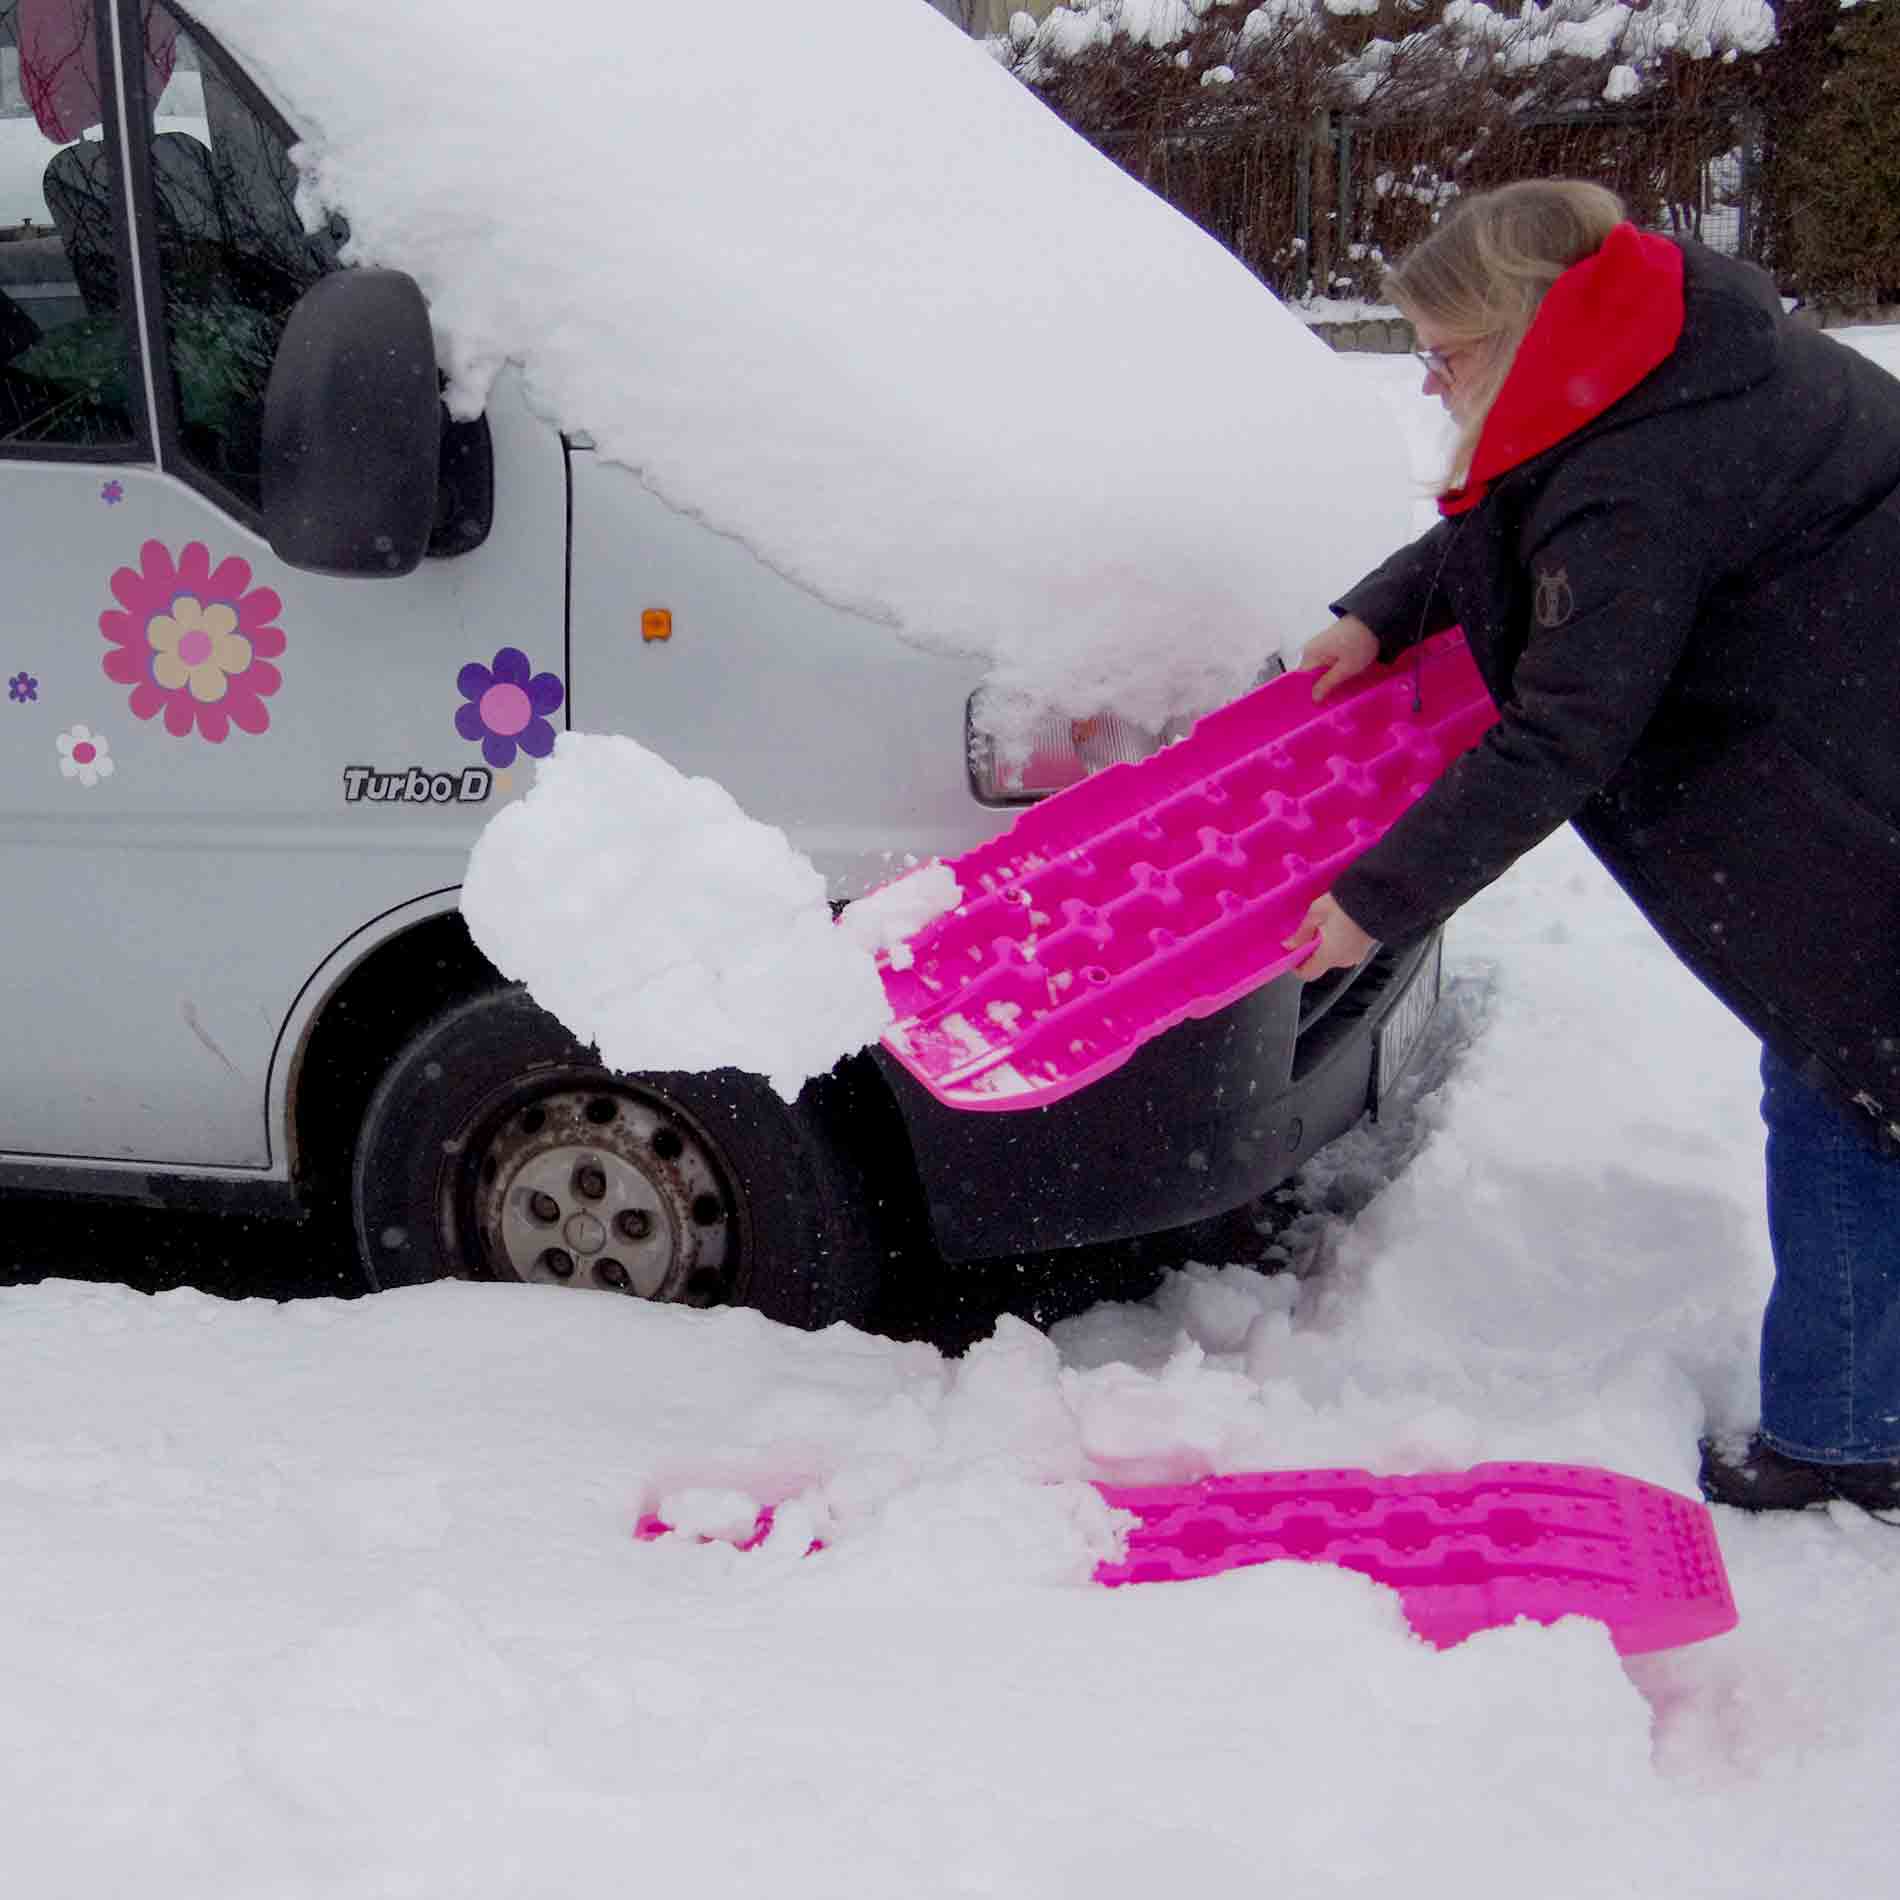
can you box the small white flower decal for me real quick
[57,724,115,787]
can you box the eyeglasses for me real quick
[1414,339,1492,385]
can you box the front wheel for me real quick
[350,988,888,1330]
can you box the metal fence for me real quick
[1095,103,1766,305]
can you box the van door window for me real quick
[138,4,337,511]
[0,0,136,449]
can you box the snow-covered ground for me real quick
[6,334,1900,1898]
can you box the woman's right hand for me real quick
[1299,615,1380,703]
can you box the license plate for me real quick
[1372,934,1443,1115]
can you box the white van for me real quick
[0,1,1442,1327]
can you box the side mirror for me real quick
[261,268,441,577]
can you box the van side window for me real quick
[0,0,136,449]
[142,5,336,511]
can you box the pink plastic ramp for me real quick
[636,1460,1736,1656]
[1093,1462,1739,1656]
[634,1508,814,1554]
[878,631,1497,1111]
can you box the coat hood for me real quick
[1439,224,1735,517]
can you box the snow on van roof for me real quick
[187,0,1412,730]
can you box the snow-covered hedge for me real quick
[991,0,1784,301]
[1002,0,1775,96]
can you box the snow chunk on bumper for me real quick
[461,732,899,1100]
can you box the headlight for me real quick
[965,658,1285,806]
[966,707,1179,804]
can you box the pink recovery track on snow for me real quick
[877,631,1499,1111]
[1092,1462,1738,1656]
[636,1462,1738,1656]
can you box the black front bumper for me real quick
[873,931,1440,1262]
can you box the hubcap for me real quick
[466,1086,735,1302]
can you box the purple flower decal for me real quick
[7,671,36,703]
[101,480,124,505]
[455,646,564,767]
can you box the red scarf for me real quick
[1438,222,1685,517]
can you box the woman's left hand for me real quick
[1284,893,1374,979]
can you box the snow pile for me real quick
[461,732,955,1098]
[0,1273,1740,1899]
[185,0,1410,730]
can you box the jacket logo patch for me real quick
[1534,566,1576,629]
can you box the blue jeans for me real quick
[1759,1045,1900,1463]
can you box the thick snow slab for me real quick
[188,0,1411,727]
[461,730,956,1097]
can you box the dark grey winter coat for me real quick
[1330,240,1900,1146]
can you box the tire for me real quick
[350,987,888,1330]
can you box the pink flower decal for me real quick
[99,541,286,744]
[455,646,564,767]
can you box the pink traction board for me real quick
[636,1461,1737,1656]
[1095,1461,1737,1655]
[877,631,1498,1111]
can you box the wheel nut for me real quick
[538,1248,575,1280]
[528,1192,560,1224]
[597,1259,631,1291]
[615,1209,654,1242]
[574,1163,608,1201]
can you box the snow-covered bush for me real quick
[992,0,1777,301]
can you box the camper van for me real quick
[0,0,1442,1327]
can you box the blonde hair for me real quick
[1386,180,1627,491]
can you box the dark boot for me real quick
[1698,1433,1900,1515]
